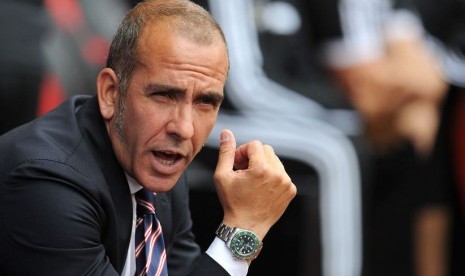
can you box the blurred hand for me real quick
[213,129,297,240]
[387,39,446,105]
[388,39,448,155]
[332,39,447,155]
[395,100,440,156]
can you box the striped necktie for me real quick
[135,188,168,276]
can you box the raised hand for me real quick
[213,129,297,241]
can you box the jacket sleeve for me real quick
[0,160,119,276]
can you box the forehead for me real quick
[136,20,229,83]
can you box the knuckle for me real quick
[253,165,267,179]
[263,144,275,153]
[213,170,225,183]
[273,171,286,183]
[250,140,263,149]
[289,183,297,197]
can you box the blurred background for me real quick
[1,0,465,275]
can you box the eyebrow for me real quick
[145,83,184,96]
[145,83,224,105]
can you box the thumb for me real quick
[215,129,237,173]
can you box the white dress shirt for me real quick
[322,0,424,69]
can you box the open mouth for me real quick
[153,151,182,166]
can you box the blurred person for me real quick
[313,0,448,155]
[0,0,123,134]
[306,0,459,275]
[0,0,296,275]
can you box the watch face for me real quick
[230,230,260,260]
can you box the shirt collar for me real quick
[125,173,143,195]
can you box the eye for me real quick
[199,98,218,107]
[196,94,223,110]
[150,91,174,102]
[151,91,169,98]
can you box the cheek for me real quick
[193,114,217,142]
[128,99,167,130]
[133,115,167,144]
[120,105,160,147]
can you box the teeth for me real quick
[158,158,175,166]
[154,151,179,166]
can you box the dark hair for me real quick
[106,0,227,95]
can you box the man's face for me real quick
[108,22,228,192]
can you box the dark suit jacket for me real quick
[0,96,228,276]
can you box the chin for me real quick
[144,176,179,193]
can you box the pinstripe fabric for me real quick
[135,189,168,276]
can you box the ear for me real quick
[97,68,120,120]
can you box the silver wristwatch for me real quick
[215,223,263,261]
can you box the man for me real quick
[0,0,296,275]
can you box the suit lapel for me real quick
[76,96,133,273]
[155,192,173,246]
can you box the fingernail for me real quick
[220,131,230,142]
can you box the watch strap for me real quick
[215,223,237,243]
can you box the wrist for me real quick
[221,217,269,241]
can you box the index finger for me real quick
[234,140,265,171]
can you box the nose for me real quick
[166,106,194,141]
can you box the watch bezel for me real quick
[229,229,262,260]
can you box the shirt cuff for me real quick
[322,38,384,68]
[206,237,249,276]
[383,9,424,42]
